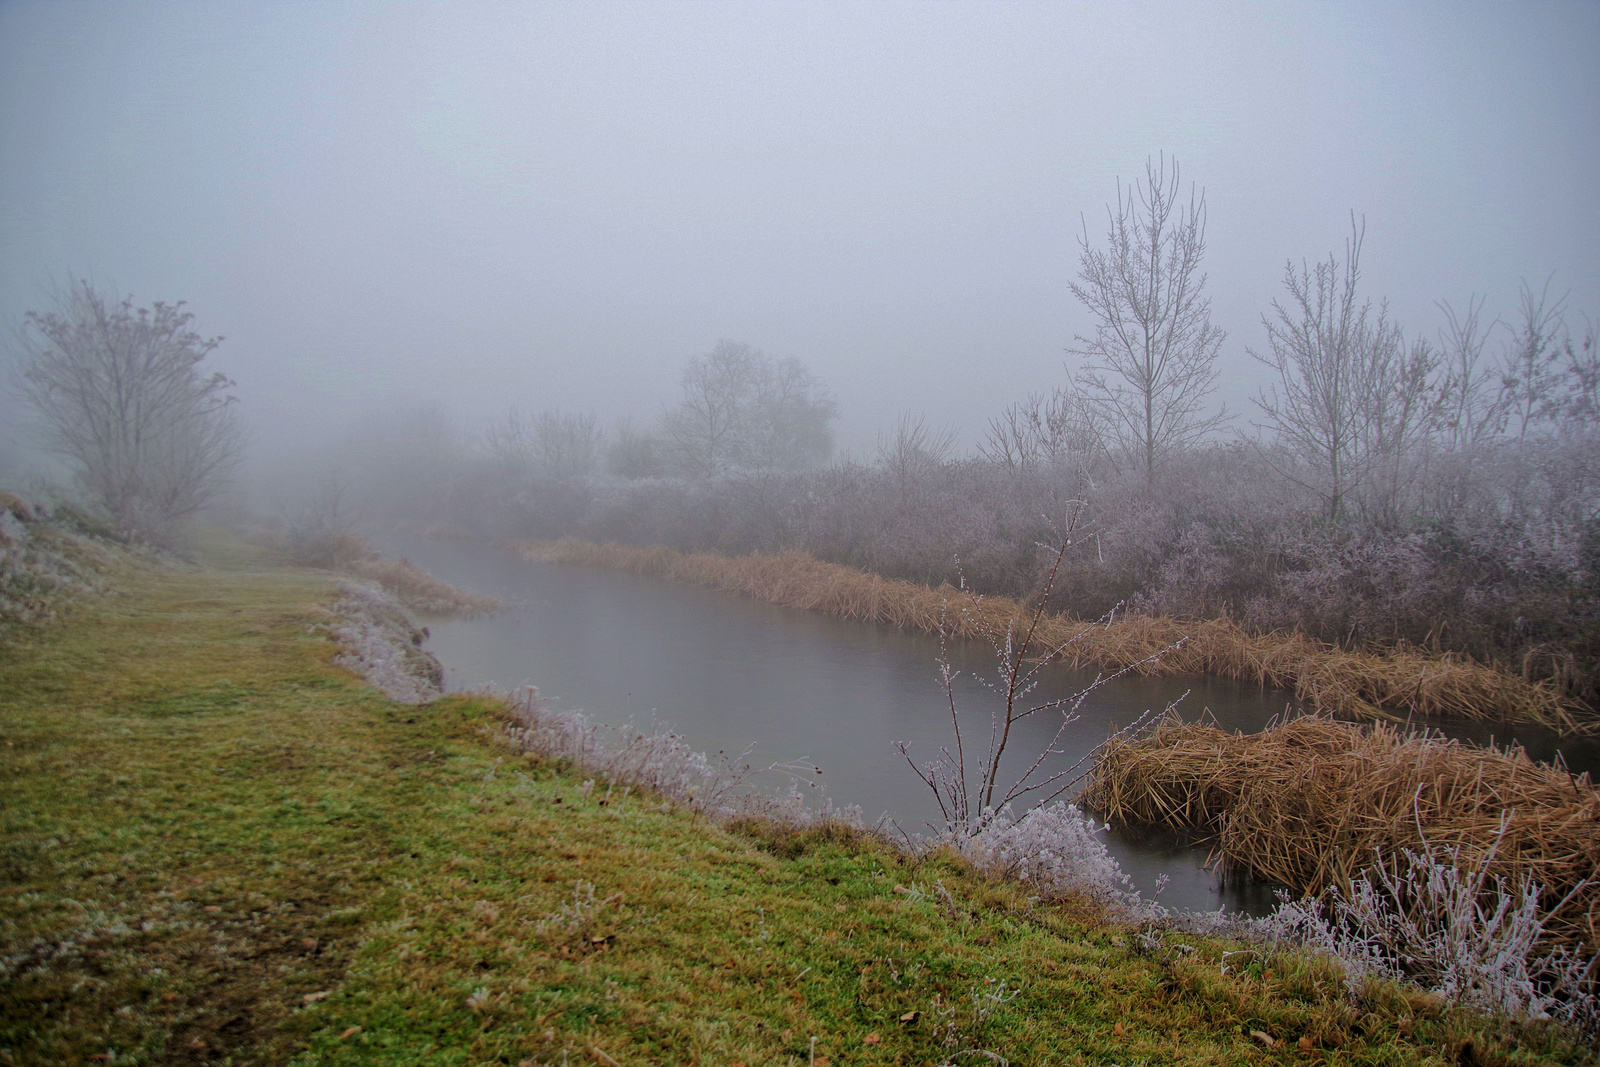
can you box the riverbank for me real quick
[2,528,1589,1063]
[515,538,1586,735]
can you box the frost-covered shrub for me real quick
[1271,835,1597,1039]
[964,802,1142,911]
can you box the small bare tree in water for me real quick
[896,505,1175,838]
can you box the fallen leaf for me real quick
[203,905,222,914]
[1299,1036,1314,1051]
[724,959,737,969]
[1250,1030,1276,1048]
[1113,1022,1125,1036]
[815,1058,830,1067]
[899,1011,920,1024]
[162,992,179,1002]
[339,1026,362,1040]
[589,1048,622,1067]
[302,991,331,1004]
[863,1032,881,1045]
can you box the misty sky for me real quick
[3,0,1597,467]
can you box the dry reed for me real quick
[344,556,501,617]
[511,538,1585,733]
[1080,715,1600,956]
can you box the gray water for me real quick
[372,532,1598,915]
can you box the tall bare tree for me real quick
[1069,154,1228,486]
[17,280,242,537]
[1499,277,1568,440]
[1251,218,1438,523]
[1435,294,1507,450]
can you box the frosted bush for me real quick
[965,802,1141,910]
[1270,833,1597,1039]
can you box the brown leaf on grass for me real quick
[1250,1030,1276,1047]
[899,1011,920,1024]
[1298,1036,1314,1051]
[339,1026,362,1040]
[814,1058,830,1067]
[302,990,331,1004]
[1112,1022,1125,1036]
[863,1032,881,1045]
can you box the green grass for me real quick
[0,529,1590,1065]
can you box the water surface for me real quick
[373,532,1598,914]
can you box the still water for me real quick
[372,532,1596,915]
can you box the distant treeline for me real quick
[282,170,1599,709]
[297,364,1600,710]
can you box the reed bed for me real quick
[1080,715,1600,954]
[512,538,1583,733]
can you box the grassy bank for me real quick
[514,539,1583,734]
[2,531,1590,1064]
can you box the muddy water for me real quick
[372,532,1597,915]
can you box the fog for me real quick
[3,0,1597,472]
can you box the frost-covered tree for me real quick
[1251,219,1436,522]
[1499,278,1568,440]
[16,280,242,537]
[1069,154,1229,486]
[485,407,604,479]
[1435,294,1507,451]
[661,340,836,476]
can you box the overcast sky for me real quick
[3,0,1597,467]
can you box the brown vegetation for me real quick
[514,538,1584,733]
[1080,715,1599,955]
[342,555,500,617]
[260,523,499,617]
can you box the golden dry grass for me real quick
[513,538,1585,733]
[1080,715,1600,957]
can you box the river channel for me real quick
[373,532,1599,916]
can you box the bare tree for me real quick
[661,340,835,476]
[1251,218,1436,522]
[1435,294,1508,450]
[1500,277,1568,440]
[979,387,1104,475]
[1069,154,1229,486]
[1558,315,1599,427]
[486,407,603,479]
[876,412,956,504]
[16,280,241,537]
